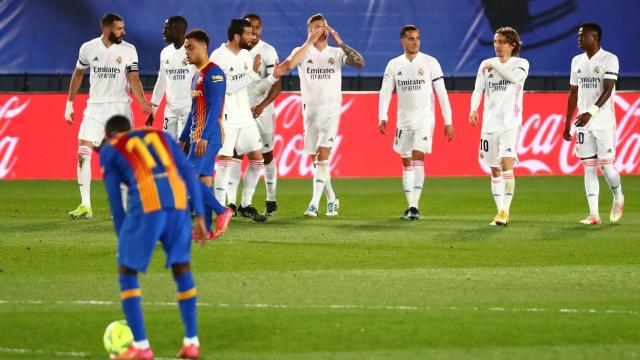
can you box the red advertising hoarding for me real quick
[0,92,638,180]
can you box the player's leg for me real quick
[258,113,278,215]
[304,121,321,216]
[163,115,179,140]
[480,133,504,225]
[235,125,266,221]
[393,128,413,218]
[226,150,243,212]
[214,127,239,204]
[496,128,518,225]
[318,119,339,216]
[576,129,601,224]
[594,128,624,222]
[410,150,425,219]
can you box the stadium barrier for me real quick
[0,92,638,179]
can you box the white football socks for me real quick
[214,159,231,204]
[77,145,92,207]
[226,158,242,206]
[402,164,414,208]
[411,160,424,209]
[583,159,600,217]
[599,160,623,203]
[264,160,277,202]
[311,161,329,208]
[502,170,515,214]
[491,176,504,212]
[241,159,263,208]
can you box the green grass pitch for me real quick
[0,176,639,359]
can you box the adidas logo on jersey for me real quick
[307,59,313,64]
[328,138,334,142]
[488,73,494,78]
[93,56,99,62]
[165,59,170,64]
[422,137,428,141]
[229,66,234,72]
[577,69,581,73]
[506,148,512,152]
[607,148,612,153]
[397,71,403,76]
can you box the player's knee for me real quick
[263,151,274,164]
[118,265,137,275]
[171,263,191,276]
[248,151,263,161]
[401,158,412,167]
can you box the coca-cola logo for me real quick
[273,95,353,177]
[481,94,640,175]
[0,96,28,179]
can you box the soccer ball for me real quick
[103,320,133,355]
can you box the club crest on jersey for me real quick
[116,56,122,65]
[384,73,389,80]
[244,62,248,71]
[593,66,600,74]
[182,57,189,66]
[328,57,335,65]
[418,68,424,76]
[197,76,203,84]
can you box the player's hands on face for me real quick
[307,27,324,44]
[195,139,208,157]
[327,27,343,46]
[193,215,208,247]
[253,54,262,73]
[65,101,74,124]
[469,111,479,126]
[444,124,455,141]
[378,120,387,135]
[562,126,572,141]
[574,112,591,127]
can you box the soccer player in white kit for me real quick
[286,14,365,217]
[210,18,288,222]
[225,13,282,217]
[469,27,529,226]
[65,13,152,219]
[150,16,197,139]
[379,25,455,220]
[563,23,624,225]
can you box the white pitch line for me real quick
[0,299,638,316]
[0,346,88,357]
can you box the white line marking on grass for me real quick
[0,299,637,316]
[0,347,88,357]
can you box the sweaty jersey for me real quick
[289,45,347,119]
[472,57,529,133]
[151,44,197,113]
[210,44,260,128]
[100,129,204,234]
[570,48,619,130]
[379,52,452,130]
[179,62,226,144]
[76,37,139,104]
[248,40,279,116]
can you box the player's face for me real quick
[248,18,261,48]
[308,20,328,42]
[239,26,253,50]
[401,30,420,55]
[184,38,204,65]
[578,27,597,51]
[493,33,514,58]
[162,20,178,43]
[107,20,126,44]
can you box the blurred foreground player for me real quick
[101,115,207,359]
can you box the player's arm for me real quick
[286,27,325,69]
[469,61,486,127]
[574,56,618,128]
[101,154,126,234]
[197,66,226,156]
[378,62,395,135]
[328,27,365,68]
[485,59,527,83]
[251,52,282,118]
[563,86,579,141]
[66,44,90,124]
[127,70,152,114]
[149,55,168,125]
[431,61,454,141]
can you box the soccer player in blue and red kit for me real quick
[179,29,233,239]
[101,115,207,359]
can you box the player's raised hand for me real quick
[444,124,455,141]
[378,120,387,135]
[193,215,208,247]
[253,54,262,73]
[307,27,324,44]
[469,111,479,126]
[327,27,343,46]
[195,139,208,158]
[65,100,75,124]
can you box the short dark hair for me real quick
[307,13,326,27]
[228,18,251,41]
[105,115,132,138]
[400,25,419,38]
[496,26,522,56]
[167,15,188,30]
[100,13,123,28]
[185,29,209,47]
[243,13,261,24]
[580,22,602,41]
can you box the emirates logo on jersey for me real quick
[116,56,122,65]
[418,68,424,76]
[328,57,335,65]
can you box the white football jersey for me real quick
[248,40,279,115]
[76,37,138,104]
[379,52,447,130]
[210,44,260,128]
[474,57,529,133]
[151,44,197,113]
[289,45,347,119]
[570,48,618,130]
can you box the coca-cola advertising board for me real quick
[0,92,638,180]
